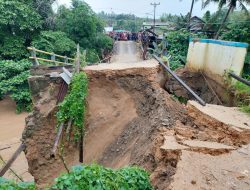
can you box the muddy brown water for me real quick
[0,97,33,181]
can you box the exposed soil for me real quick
[22,42,250,190]
[165,68,235,106]
[22,74,79,189]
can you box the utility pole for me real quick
[150,2,160,33]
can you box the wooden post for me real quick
[75,44,80,73]
[51,123,65,157]
[51,53,56,65]
[0,144,25,177]
[31,47,39,66]
[64,56,68,64]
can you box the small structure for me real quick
[104,27,113,34]
[186,39,249,86]
[189,16,205,32]
[142,22,170,30]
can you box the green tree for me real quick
[0,0,42,59]
[180,0,199,28]
[56,0,113,61]
[32,31,76,57]
[56,0,104,49]
[203,0,250,39]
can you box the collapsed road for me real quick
[1,41,249,190]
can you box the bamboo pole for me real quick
[0,144,25,177]
[27,47,75,61]
[0,155,24,182]
[29,57,65,65]
[51,123,65,157]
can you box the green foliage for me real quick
[220,13,250,76]
[0,60,32,112]
[165,29,207,70]
[56,0,112,56]
[230,80,250,114]
[95,34,114,54]
[0,0,42,60]
[0,177,35,190]
[32,31,76,57]
[57,72,88,140]
[98,12,144,32]
[0,36,28,60]
[0,0,42,32]
[50,164,153,190]
[86,49,100,63]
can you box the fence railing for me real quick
[27,47,75,66]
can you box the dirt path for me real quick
[0,97,33,182]
[111,41,141,63]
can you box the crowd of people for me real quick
[108,31,142,41]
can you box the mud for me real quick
[22,42,250,190]
[83,62,186,189]
[0,97,32,182]
[22,73,79,189]
[165,68,235,106]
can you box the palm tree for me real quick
[180,0,199,29]
[188,0,199,27]
[203,0,250,39]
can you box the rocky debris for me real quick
[182,140,235,150]
[161,136,188,150]
[188,101,250,131]
[165,68,235,106]
[169,146,250,190]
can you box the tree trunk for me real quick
[214,5,233,39]
[188,0,195,29]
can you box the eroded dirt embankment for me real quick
[22,67,79,189]
[22,42,250,189]
[83,60,186,188]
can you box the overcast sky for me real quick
[55,0,219,18]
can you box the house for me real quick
[189,16,205,32]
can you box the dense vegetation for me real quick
[98,12,145,32]
[0,165,153,190]
[51,164,153,190]
[160,9,249,77]
[0,0,113,112]
[57,72,88,140]
[0,60,32,112]
[0,177,35,190]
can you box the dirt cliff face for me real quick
[83,62,187,188]
[22,62,250,190]
[22,68,79,189]
[165,68,235,106]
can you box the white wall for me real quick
[186,39,248,85]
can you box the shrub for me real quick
[0,177,35,190]
[57,72,88,140]
[50,164,153,190]
[0,60,32,113]
[231,81,250,115]
[0,36,28,60]
[32,31,76,58]
[165,29,207,70]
